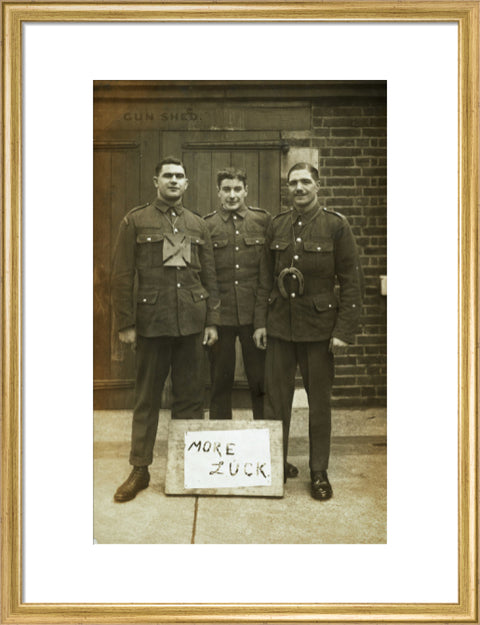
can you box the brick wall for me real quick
[281,97,387,407]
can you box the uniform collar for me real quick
[154,198,184,214]
[220,204,248,222]
[292,200,320,225]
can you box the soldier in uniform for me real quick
[205,167,298,481]
[253,162,363,500]
[111,156,220,502]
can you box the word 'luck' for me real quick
[209,461,268,478]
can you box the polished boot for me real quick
[284,461,299,483]
[114,466,150,502]
[311,470,333,501]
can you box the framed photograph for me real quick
[2,1,478,623]
[92,77,388,543]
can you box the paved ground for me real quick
[94,407,386,544]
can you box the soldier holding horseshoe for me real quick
[254,162,363,501]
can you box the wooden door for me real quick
[161,131,283,216]
[93,142,141,409]
[162,131,282,390]
[94,130,283,408]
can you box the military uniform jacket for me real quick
[204,205,271,326]
[111,198,220,337]
[254,202,363,343]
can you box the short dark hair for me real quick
[287,162,319,182]
[216,167,247,188]
[155,156,187,177]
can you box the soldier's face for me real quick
[218,178,248,211]
[154,164,188,202]
[288,169,320,209]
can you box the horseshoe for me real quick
[277,267,305,299]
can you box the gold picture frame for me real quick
[2,1,478,622]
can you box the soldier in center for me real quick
[205,167,298,481]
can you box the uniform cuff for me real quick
[206,310,221,326]
[116,315,135,333]
[332,329,354,344]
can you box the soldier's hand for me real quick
[119,327,136,345]
[203,326,218,346]
[329,336,348,355]
[253,328,267,350]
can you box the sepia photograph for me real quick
[2,4,477,622]
[93,80,387,544]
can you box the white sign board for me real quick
[184,428,272,489]
[165,420,283,497]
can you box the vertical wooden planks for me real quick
[192,151,212,216]
[211,151,227,212]
[110,148,140,379]
[259,148,281,215]
[139,129,159,203]
[238,151,260,207]
[93,149,112,381]
[182,152,196,209]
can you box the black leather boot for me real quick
[284,461,299,483]
[114,466,150,502]
[311,470,333,501]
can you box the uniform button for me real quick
[290,293,296,299]
[142,298,147,303]
[298,221,303,226]
[235,264,240,269]
[234,280,239,285]
[173,228,178,233]
[328,304,332,308]
[176,266,181,271]
[171,212,176,217]
[296,237,302,243]
[293,255,299,260]
[235,231,240,235]
[235,246,239,251]
[292,274,297,280]
[147,237,152,242]
[255,240,259,244]
[317,246,322,251]
[275,244,279,249]
[200,294,204,299]
[233,215,237,219]
[177,283,181,288]
[214,243,218,247]
[195,239,199,243]
[352,304,356,308]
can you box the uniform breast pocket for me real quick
[211,237,229,269]
[136,233,164,268]
[244,235,265,265]
[189,234,205,269]
[303,238,334,275]
[270,239,290,273]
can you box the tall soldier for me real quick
[205,167,298,482]
[111,156,220,503]
[254,162,363,500]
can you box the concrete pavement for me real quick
[94,407,386,544]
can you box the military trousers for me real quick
[209,324,265,420]
[264,337,334,475]
[130,333,205,467]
